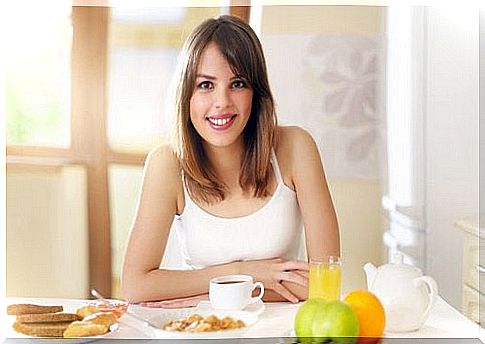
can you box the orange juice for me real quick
[308,257,342,301]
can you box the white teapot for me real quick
[363,252,438,332]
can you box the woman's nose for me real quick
[214,88,232,109]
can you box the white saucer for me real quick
[196,299,265,315]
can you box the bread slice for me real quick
[16,312,80,323]
[13,321,72,337]
[83,312,117,328]
[63,321,108,338]
[7,304,63,315]
[76,305,100,319]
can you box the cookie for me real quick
[16,312,80,323]
[12,321,72,337]
[7,304,63,316]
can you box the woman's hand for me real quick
[236,258,309,303]
[139,294,209,309]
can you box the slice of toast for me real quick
[16,312,80,323]
[7,304,63,315]
[13,321,72,337]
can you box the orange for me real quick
[344,290,385,342]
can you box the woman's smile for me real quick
[206,113,238,130]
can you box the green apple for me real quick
[294,300,359,344]
[312,301,359,344]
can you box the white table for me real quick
[2,296,482,343]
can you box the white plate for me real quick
[7,331,114,344]
[13,338,101,344]
[145,308,259,338]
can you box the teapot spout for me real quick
[363,262,377,290]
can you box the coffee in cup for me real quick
[209,275,264,310]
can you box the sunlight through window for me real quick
[6,2,72,147]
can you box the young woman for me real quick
[121,15,339,307]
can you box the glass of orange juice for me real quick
[308,256,342,301]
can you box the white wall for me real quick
[425,7,479,309]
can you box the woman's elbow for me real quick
[120,272,145,303]
[120,282,139,303]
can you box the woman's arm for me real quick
[138,267,308,308]
[141,268,309,309]
[276,126,340,262]
[287,126,340,260]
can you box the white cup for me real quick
[209,274,264,311]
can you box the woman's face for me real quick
[189,42,253,150]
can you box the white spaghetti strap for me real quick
[181,171,193,207]
[271,149,283,184]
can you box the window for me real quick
[7,3,72,148]
[6,4,250,298]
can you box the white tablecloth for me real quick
[2,296,481,342]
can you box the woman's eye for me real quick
[232,80,246,89]
[198,81,213,89]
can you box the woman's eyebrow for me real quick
[196,74,241,80]
[196,74,216,80]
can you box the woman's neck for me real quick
[203,140,244,188]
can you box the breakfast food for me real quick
[13,321,72,337]
[83,312,117,329]
[344,290,386,340]
[15,312,80,323]
[8,302,119,338]
[163,314,245,333]
[7,304,63,315]
[63,321,108,338]
[76,305,100,319]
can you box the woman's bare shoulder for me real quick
[145,144,180,172]
[143,144,183,197]
[274,126,319,188]
[275,125,318,157]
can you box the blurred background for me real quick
[5,0,480,326]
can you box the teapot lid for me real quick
[381,252,422,276]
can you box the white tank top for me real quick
[171,149,305,270]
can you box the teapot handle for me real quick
[413,276,438,325]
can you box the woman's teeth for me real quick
[208,117,232,126]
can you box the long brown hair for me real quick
[170,15,277,204]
